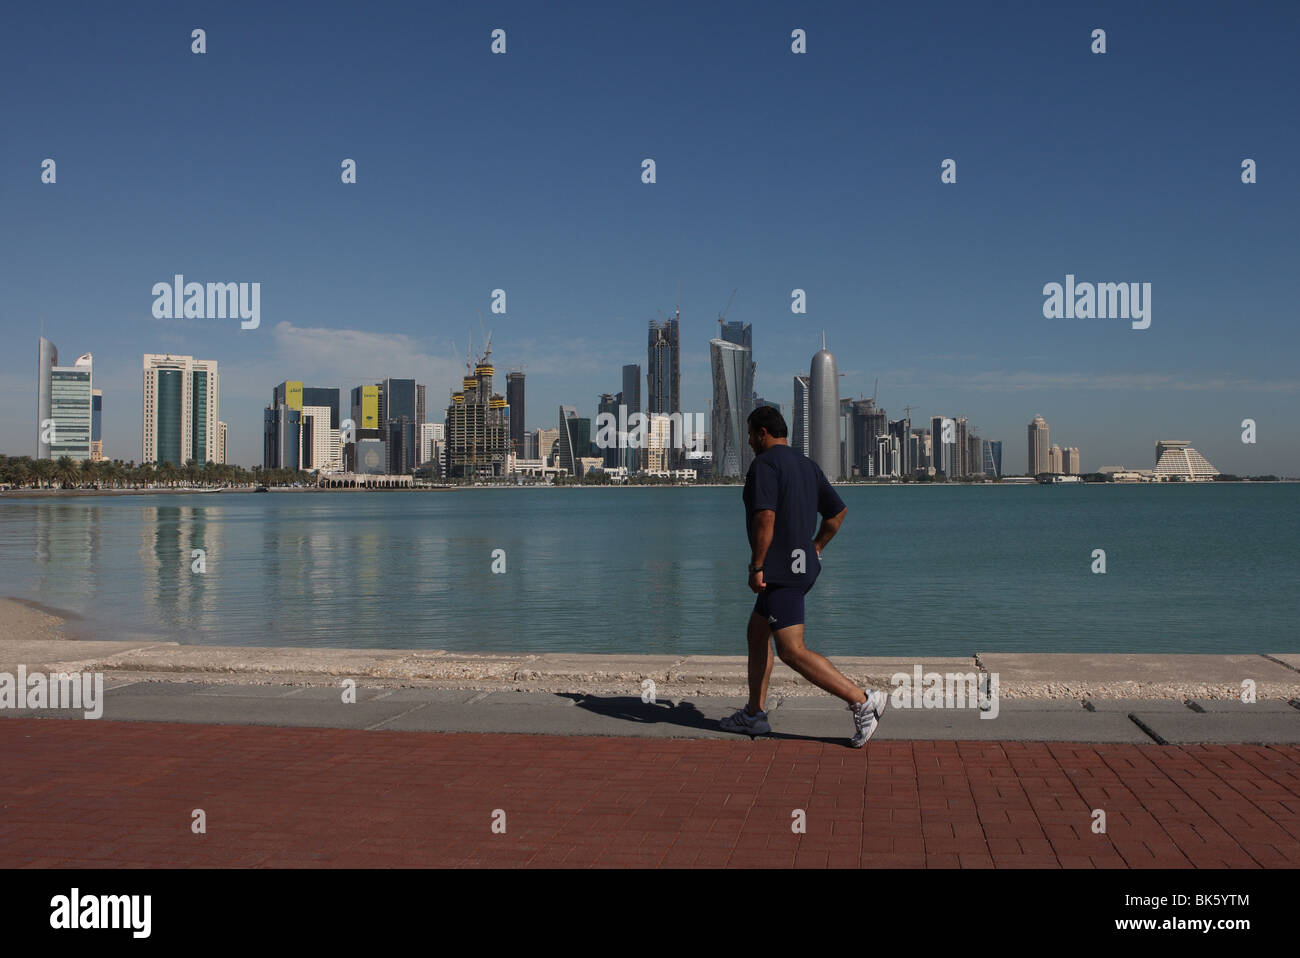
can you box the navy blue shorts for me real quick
[753,583,813,632]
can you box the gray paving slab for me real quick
[994,699,1093,712]
[474,691,579,707]
[6,678,1299,743]
[293,687,482,705]
[380,695,734,738]
[1130,711,1300,745]
[1086,698,1195,713]
[1187,698,1300,713]
[1267,654,1300,670]
[83,686,419,730]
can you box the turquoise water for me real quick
[0,485,1296,656]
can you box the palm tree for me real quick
[32,459,55,489]
[54,456,78,489]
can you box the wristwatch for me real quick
[748,564,763,574]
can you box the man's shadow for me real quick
[557,693,840,744]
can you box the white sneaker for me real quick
[849,690,887,747]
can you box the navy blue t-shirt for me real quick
[743,444,846,587]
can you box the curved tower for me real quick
[808,333,840,478]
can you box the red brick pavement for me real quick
[2,719,1298,868]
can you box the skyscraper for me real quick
[382,378,417,427]
[506,371,526,457]
[266,382,339,471]
[535,427,559,466]
[36,338,94,462]
[1028,415,1050,475]
[889,418,910,475]
[557,405,591,476]
[648,311,680,466]
[840,398,856,478]
[710,336,755,477]
[1062,446,1080,475]
[930,416,955,476]
[597,393,621,468]
[808,335,840,478]
[143,354,219,467]
[967,432,983,477]
[982,440,1003,478]
[1049,444,1063,474]
[621,363,641,472]
[954,417,970,477]
[792,375,810,457]
[350,385,380,433]
[850,399,887,476]
[444,344,510,479]
[90,389,104,462]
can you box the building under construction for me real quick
[444,336,510,479]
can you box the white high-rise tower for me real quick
[808,333,840,478]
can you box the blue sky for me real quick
[3,0,1297,473]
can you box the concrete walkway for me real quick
[5,678,1300,744]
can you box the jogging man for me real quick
[720,406,887,746]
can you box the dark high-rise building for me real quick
[621,364,641,472]
[416,384,426,426]
[387,417,419,474]
[263,405,301,470]
[557,405,591,476]
[792,375,810,457]
[90,389,104,461]
[506,371,526,457]
[383,379,417,427]
[648,311,681,470]
[719,320,751,349]
[596,393,621,468]
[954,417,970,477]
[967,432,984,477]
[930,416,954,476]
[849,399,887,476]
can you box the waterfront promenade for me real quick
[2,599,1299,868]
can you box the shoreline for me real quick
[2,480,1295,500]
[3,598,1297,702]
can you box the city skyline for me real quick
[23,335,1286,479]
[4,3,1297,474]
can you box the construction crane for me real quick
[717,288,737,328]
